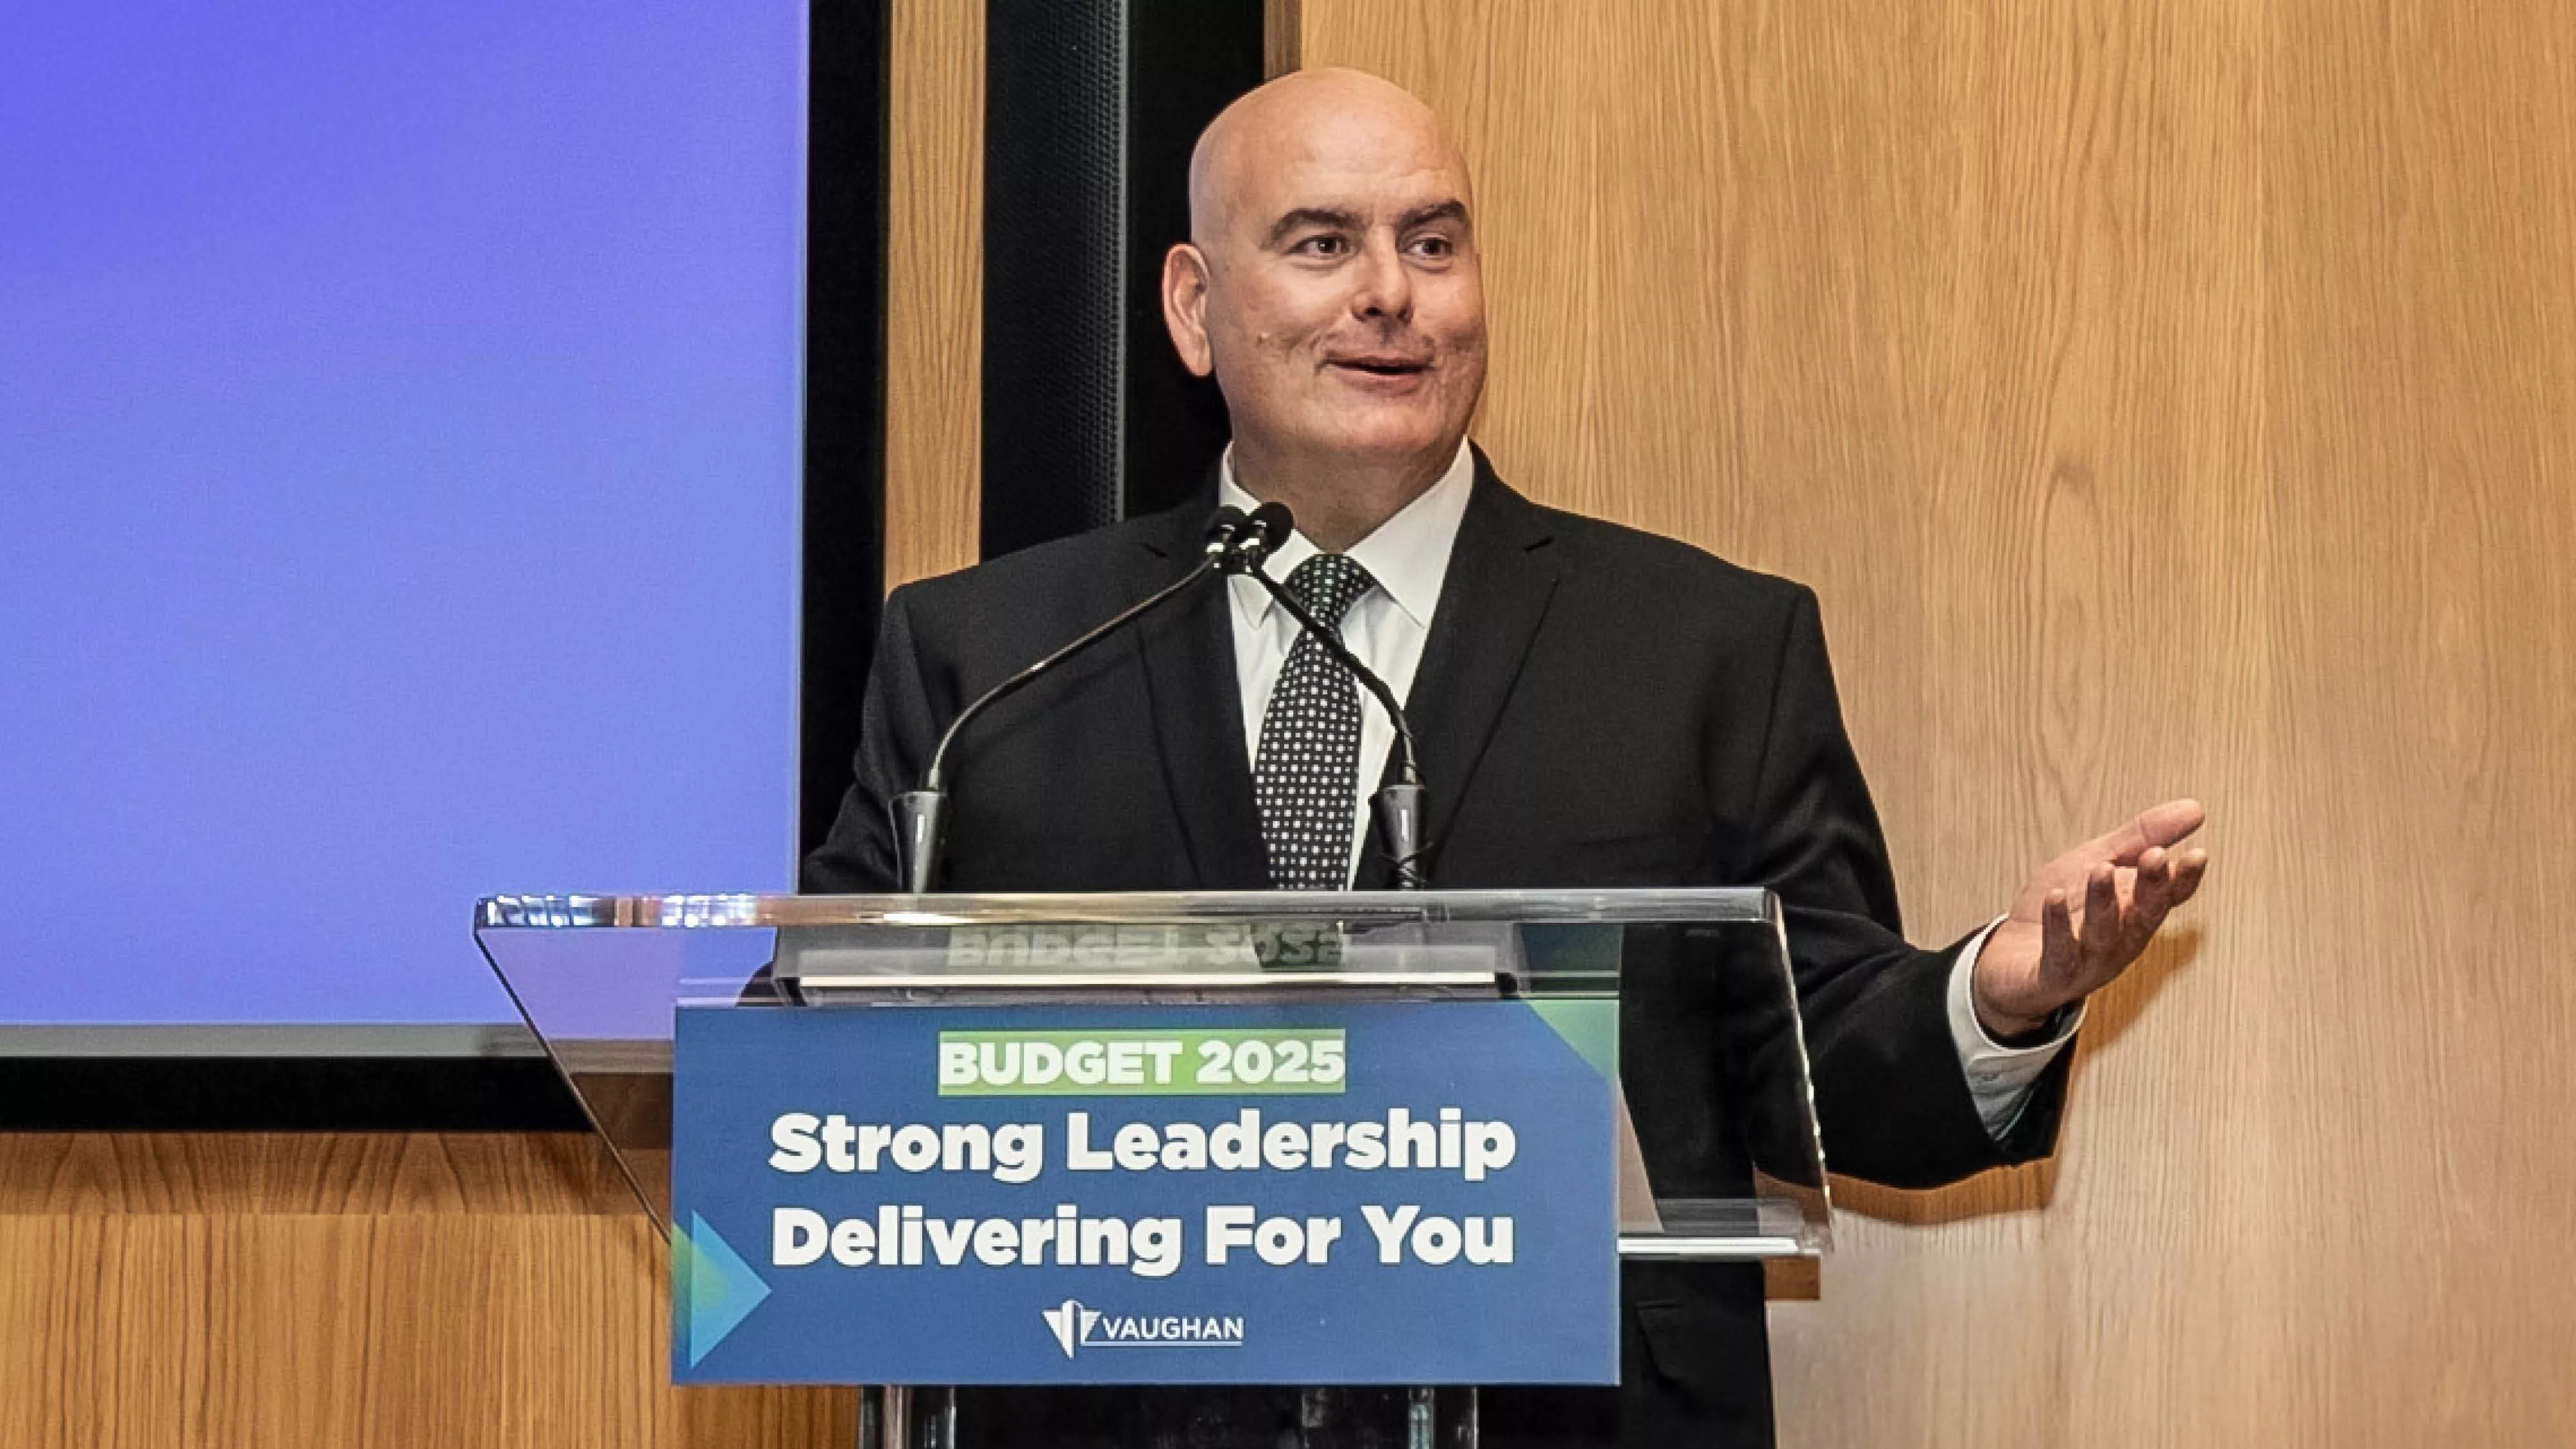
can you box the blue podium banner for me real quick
[669,999,1618,1385]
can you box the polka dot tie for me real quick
[1253,553,1379,889]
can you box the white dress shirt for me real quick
[1217,440,2078,1136]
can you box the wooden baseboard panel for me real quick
[0,1133,853,1449]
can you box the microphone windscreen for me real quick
[1247,501,1295,553]
[1204,504,1250,552]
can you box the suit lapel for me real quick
[1357,453,1560,887]
[1128,501,1269,888]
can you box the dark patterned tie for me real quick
[1252,553,1379,889]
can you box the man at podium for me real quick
[810,66,2207,1449]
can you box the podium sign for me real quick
[670,999,1619,1385]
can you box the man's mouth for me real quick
[1327,355,1432,377]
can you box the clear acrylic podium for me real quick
[476,889,1832,1449]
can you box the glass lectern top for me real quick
[475,889,1828,1261]
[475,886,1780,928]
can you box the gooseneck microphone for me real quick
[1223,502,1433,890]
[890,506,1251,891]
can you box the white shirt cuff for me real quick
[1946,916,2084,1140]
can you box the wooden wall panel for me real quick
[883,0,984,589]
[1289,0,2576,1444]
[0,1134,853,1449]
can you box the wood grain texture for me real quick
[0,1134,853,1449]
[1296,0,2576,1443]
[883,0,984,589]
[1265,0,1303,79]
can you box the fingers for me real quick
[2016,838,2210,1021]
[2080,863,2121,964]
[2094,798,2208,864]
[2113,844,2213,965]
[2168,846,2210,905]
[2041,887,2079,982]
[2120,848,2178,956]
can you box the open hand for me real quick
[1973,799,2211,1039]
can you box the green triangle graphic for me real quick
[679,1213,773,1367]
[1526,998,1619,1083]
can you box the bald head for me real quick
[1160,68,1488,549]
[1187,68,1472,254]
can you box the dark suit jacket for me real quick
[807,450,2069,1448]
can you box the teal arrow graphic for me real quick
[1525,998,1619,1083]
[677,1213,773,1367]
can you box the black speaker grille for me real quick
[983,0,1129,557]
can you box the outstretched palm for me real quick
[1973,799,2211,1039]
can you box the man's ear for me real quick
[1161,243,1215,377]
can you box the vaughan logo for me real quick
[1041,1300,1247,1359]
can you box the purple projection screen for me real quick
[0,3,808,1028]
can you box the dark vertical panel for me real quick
[981,0,1265,556]
[1122,0,1263,518]
[800,0,892,862]
[981,0,1130,558]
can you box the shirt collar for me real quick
[1217,440,1475,632]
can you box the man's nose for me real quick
[1348,235,1414,321]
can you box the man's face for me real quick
[1170,103,1487,472]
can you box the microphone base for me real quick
[1371,784,1429,890]
[890,790,949,893]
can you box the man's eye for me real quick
[1296,234,1349,257]
[1410,236,1454,258]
